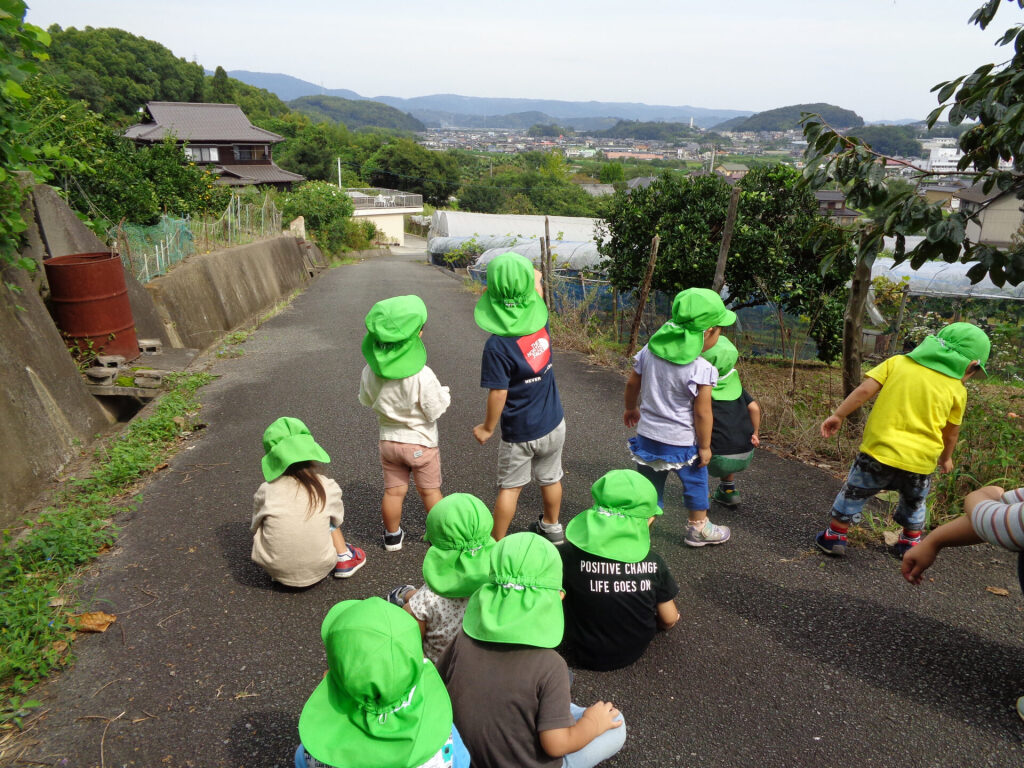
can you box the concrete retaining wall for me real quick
[144,236,311,351]
[0,262,112,527]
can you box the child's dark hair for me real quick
[283,461,326,518]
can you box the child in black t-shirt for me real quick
[703,336,760,508]
[560,470,679,671]
[471,252,566,543]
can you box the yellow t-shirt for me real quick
[860,355,967,475]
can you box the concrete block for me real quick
[96,355,126,369]
[85,367,118,385]
[138,339,163,354]
[134,370,169,389]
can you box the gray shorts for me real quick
[497,419,565,489]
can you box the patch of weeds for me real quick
[215,329,250,359]
[0,372,214,719]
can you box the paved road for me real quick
[16,246,1024,768]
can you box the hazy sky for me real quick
[24,0,1017,121]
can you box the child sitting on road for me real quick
[624,287,737,547]
[295,597,470,768]
[702,336,761,508]
[437,533,626,768]
[359,295,451,552]
[901,485,1024,721]
[815,322,990,559]
[472,252,566,544]
[560,470,680,671]
[251,417,366,585]
[386,493,496,663]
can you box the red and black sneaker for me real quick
[815,526,847,557]
[334,545,366,578]
[893,532,922,560]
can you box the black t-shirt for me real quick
[710,388,755,455]
[480,326,564,443]
[559,541,678,671]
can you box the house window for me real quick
[184,146,218,162]
[233,145,269,162]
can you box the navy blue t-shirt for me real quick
[480,326,564,443]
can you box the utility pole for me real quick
[337,158,342,189]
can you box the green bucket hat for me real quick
[422,494,496,598]
[702,335,743,401]
[474,252,548,337]
[261,416,330,483]
[648,288,737,365]
[298,598,453,768]
[906,322,990,379]
[462,532,563,648]
[565,470,661,563]
[362,296,428,380]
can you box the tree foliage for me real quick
[593,120,703,141]
[802,0,1024,288]
[288,94,424,132]
[598,167,853,362]
[717,103,863,132]
[1,1,52,278]
[277,180,355,255]
[362,139,459,206]
[845,125,923,157]
[45,25,205,119]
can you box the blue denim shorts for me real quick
[629,435,710,512]
[831,452,931,530]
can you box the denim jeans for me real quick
[562,703,627,768]
[831,452,931,530]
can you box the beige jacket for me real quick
[250,474,344,587]
[358,364,451,447]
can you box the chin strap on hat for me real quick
[365,683,418,725]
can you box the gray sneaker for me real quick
[528,516,565,545]
[685,519,731,547]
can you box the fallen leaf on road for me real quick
[986,586,1010,597]
[69,612,117,632]
[882,531,899,546]
[154,462,169,471]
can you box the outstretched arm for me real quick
[821,378,882,438]
[901,486,1004,584]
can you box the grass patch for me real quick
[0,372,214,727]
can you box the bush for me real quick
[278,181,354,256]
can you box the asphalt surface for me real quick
[13,244,1024,768]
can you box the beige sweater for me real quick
[250,474,344,587]
[358,364,451,447]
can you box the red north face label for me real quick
[517,328,551,374]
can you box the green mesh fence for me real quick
[112,216,195,284]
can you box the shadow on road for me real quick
[701,572,1024,740]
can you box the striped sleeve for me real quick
[971,488,1024,552]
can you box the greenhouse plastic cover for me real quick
[873,256,1024,300]
[430,210,603,243]
[473,241,605,271]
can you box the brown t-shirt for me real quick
[437,631,574,768]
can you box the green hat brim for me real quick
[261,432,330,482]
[647,324,705,365]
[298,658,451,768]
[474,289,548,337]
[905,335,980,379]
[361,333,427,380]
[711,368,743,401]
[462,582,563,648]
[421,542,495,598]
[565,507,656,563]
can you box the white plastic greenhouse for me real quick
[472,241,604,272]
[873,254,1024,301]
[430,211,603,242]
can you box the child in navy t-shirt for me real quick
[472,253,566,543]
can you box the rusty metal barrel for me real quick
[44,252,139,360]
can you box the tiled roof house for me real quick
[125,102,304,188]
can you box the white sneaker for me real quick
[685,519,731,547]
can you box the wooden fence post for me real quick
[626,235,660,358]
[712,185,741,293]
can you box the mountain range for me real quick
[227,70,752,130]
